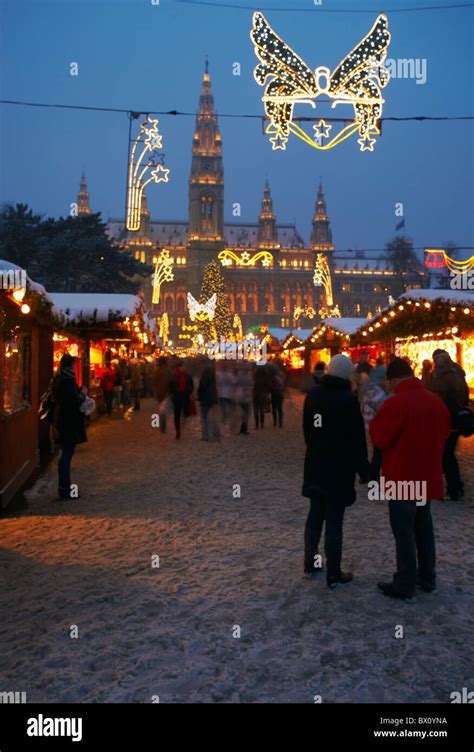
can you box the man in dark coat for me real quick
[427,349,469,501]
[52,354,87,500]
[302,354,369,589]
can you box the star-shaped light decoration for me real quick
[357,134,377,152]
[270,132,288,150]
[261,256,271,267]
[151,164,170,183]
[241,251,251,263]
[313,119,332,140]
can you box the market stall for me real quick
[305,317,368,371]
[0,260,60,511]
[357,290,474,391]
[50,293,145,397]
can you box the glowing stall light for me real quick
[152,249,174,305]
[218,249,273,268]
[187,293,217,322]
[126,116,170,232]
[250,12,391,153]
[424,249,474,274]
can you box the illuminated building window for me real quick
[304,260,309,268]
[141,251,146,263]
[355,303,361,314]
[135,251,140,260]
[176,258,181,265]
[293,260,298,268]
[373,284,382,293]
[281,260,287,267]
[342,284,351,293]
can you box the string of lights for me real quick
[175,0,474,13]
[0,99,473,123]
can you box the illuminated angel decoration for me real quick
[187,292,217,322]
[251,12,391,152]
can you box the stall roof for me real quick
[399,288,474,308]
[0,259,64,318]
[266,327,313,342]
[50,293,142,323]
[323,317,368,335]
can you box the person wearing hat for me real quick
[302,354,369,589]
[369,357,451,601]
[52,353,87,500]
[428,349,469,501]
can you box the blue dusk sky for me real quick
[1,0,473,256]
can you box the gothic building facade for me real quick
[91,65,420,341]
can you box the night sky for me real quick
[1,0,473,256]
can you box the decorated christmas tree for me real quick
[198,260,232,341]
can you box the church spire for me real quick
[188,62,224,243]
[77,172,91,216]
[310,180,334,252]
[257,180,279,249]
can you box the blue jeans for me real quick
[58,443,76,497]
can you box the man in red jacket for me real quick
[369,357,451,601]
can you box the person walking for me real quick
[369,357,451,601]
[100,362,115,415]
[235,365,252,435]
[216,364,236,430]
[129,358,143,411]
[268,363,286,428]
[253,364,269,429]
[154,356,171,434]
[427,349,469,501]
[52,354,87,500]
[197,363,220,441]
[169,360,193,439]
[302,354,369,589]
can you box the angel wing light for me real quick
[187,292,217,322]
[251,12,391,152]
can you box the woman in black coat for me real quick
[302,355,368,588]
[52,354,87,499]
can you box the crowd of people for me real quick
[50,344,471,604]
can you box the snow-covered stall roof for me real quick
[323,317,368,335]
[50,293,142,323]
[0,259,64,318]
[399,289,474,308]
[266,328,292,341]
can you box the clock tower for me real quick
[188,60,225,250]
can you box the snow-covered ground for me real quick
[0,392,473,703]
